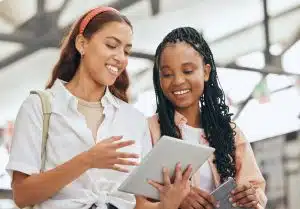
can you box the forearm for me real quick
[12,151,91,208]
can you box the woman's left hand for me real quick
[229,183,259,208]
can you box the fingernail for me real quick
[231,190,235,194]
[216,202,220,208]
[163,167,167,172]
[232,203,237,207]
[229,197,233,202]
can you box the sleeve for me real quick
[6,94,43,176]
[234,126,268,209]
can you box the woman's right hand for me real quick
[148,163,193,209]
[180,187,219,209]
[87,136,139,172]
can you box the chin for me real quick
[173,101,193,109]
[96,77,117,87]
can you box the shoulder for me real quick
[18,93,43,118]
[147,114,161,144]
[231,123,248,146]
[13,93,44,135]
[147,114,159,129]
[231,123,249,148]
[116,99,148,128]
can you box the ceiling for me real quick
[0,0,299,142]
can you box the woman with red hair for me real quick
[6,7,191,209]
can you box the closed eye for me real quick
[124,50,131,56]
[183,69,193,74]
[106,44,117,49]
[160,72,173,78]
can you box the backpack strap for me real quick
[30,90,52,172]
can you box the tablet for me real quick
[118,135,215,200]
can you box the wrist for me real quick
[79,151,93,170]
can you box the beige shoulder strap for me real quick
[30,90,52,172]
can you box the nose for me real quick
[113,49,127,66]
[173,73,186,85]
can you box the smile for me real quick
[173,89,191,95]
[106,64,119,76]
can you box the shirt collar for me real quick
[101,87,120,109]
[174,111,188,127]
[49,79,120,110]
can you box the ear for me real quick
[204,64,211,82]
[75,34,88,56]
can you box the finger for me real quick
[148,180,163,192]
[110,165,129,173]
[242,200,259,208]
[231,184,251,195]
[194,189,217,207]
[111,140,136,149]
[174,162,183,183]
[231,188,255,203]
[196,197,214,209]
[116,152,139,159]
[113,159,139,166]
[190,200,204,209]
[182,164,193,182]
[162,167,171,185]
[236,194,256,205]
[103,136,123,143]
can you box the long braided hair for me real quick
[153,27,236,182]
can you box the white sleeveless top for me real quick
[180,124,215,192]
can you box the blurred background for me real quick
[0,0,299,208]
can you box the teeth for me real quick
[173,90,190,95]
[106,65,119,75]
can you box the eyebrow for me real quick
[181,62,197,66]
[106,36,132,48]
[160,62,196,70]
[160,65,169,70]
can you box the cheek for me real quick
[123,58,128,69]
[159,78,171,95]
[192,79,205,97]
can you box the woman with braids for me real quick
[148,27,267,209]
[6,7,192,209]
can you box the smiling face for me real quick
[76,21,132,86]
[159,41,211,110]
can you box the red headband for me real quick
[79,7,120,34]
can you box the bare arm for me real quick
[12,151,90,208]
[12,136,139,208]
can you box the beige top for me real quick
[77,98,104,141]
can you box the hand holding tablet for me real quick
[118,135,215,200]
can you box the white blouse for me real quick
[180,124,215,193]
[6,80,152,209]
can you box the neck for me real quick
[66,66,106,102]
[176,103,201,128]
